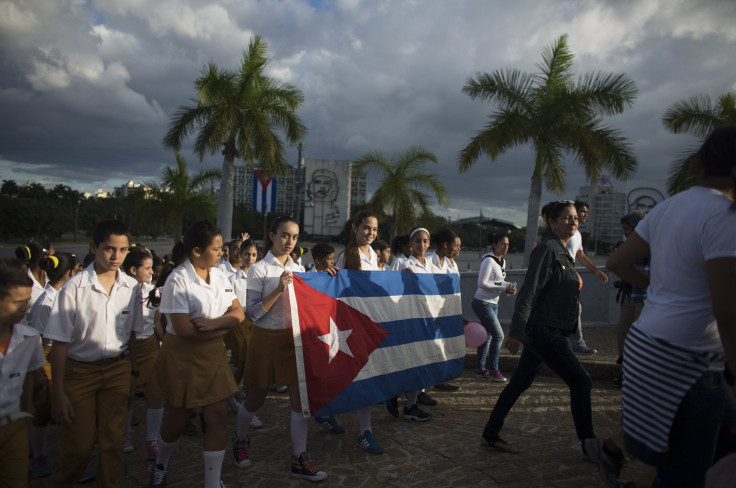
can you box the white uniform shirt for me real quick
[389,254,410,271]
[229,268,249,312]
[28,283,57,339]
[336,246,380,271]
[565,231,583,262]
[0,324,44,417]
[44,264,143,362]
[430,253,459,275]
[634,186,736,352]
[217,260,238,277]
[401,255,442,274]
[21,269,46,326]
[137,282,156,340]
[245,251,301,330]
[160,259,238,336]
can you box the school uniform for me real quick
[389,254,410,271]
[228,268,255,363]
[147,259,239,408]
[430,253,460,275]
[217,260,238,277]
[244,251,302,390]
[28,283,56,379]
[44,263,142,488]
[20,269,46,327]
[0,323,44,486]
[402,255,442,274]
[135,281,159,386]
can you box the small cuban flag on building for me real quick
[288,270,465,417]
[252,169,277,215]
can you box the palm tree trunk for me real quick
[523,174,543,268]
[217,144,236,240]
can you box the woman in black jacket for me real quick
[480,200,605,460]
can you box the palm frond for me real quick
[462,69,534,110]
[535,34,574,87]
[666,146,701,195]
[576,72,638,115]
[662,95,719,137]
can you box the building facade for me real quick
[576,175,626,248]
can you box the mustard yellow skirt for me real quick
[244,327,297,390]
[147,334,237,408]
[135,335,160,386]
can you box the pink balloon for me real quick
[464,321,487,347]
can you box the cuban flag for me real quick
[288,270,465,417]
[252,169,277,215]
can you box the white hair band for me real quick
[410,227,430,239]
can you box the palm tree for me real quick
[353,145,449,240]
[145,154,221,240]
[163,36,306,240]
[662,92,736,195]
[458,34,638,266]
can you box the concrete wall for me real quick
[459,268,619,324]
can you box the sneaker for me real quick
[123,434,134,453]
[250,414,263,429]
[232,436,251,468]
[30,455,51,478]
[385,398,399,418]
[183,419,197,436]
[475,369,492,378]
[78,462,96,482]
[145,439,159,460]
[434,382,460,391]
[275,385,288,393]
[583,438,623,488]
[489,370,507,382]
[313,415,345,434]
[291,452,327,482]
[149,463,168,487]
[357,430,384,454]
[402,404,431,422]
[416,391,438,406]
[573,345,598,355]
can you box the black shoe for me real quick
[417,391,438,406]
[385,398,399,418]
[149,463,168,487]
[183,420,197,436]
[402,404,431,421]
[434,382,460,391]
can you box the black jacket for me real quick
[509,236,581,342]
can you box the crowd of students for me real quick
[1,126,734,488]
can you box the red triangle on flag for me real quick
[254,169,273,189]
[292,275,389,414]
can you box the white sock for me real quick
[357,406,372,434]
[236,404,254,439]
[290,410,308,456]
[406,391,419,408]
[30,425,49,458]
[203,450,225,488]
[155,437,178,468]
[125,410,133,435]
[146,408,164,442]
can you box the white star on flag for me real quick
[318,317,354,364]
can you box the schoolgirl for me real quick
[228,239,263,429]
[122,249,165,459]
[389,234,410,270]
[14,241,53,325]
[232,216,328,482]
[147,220,244,488]
[370,239,391,270]
[384,227,439,421]
[333,210,385,453]
[26,252,77,478]
[218,240,242,276]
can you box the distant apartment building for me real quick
[114,180,152,199]
[232,160,366,237]
[576,175,626,248]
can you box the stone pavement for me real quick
[29,324,647,487]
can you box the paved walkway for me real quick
[30,324,647,487]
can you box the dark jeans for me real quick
[483,323,594,442]
[625,370,736,488]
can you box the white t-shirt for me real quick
[160,259,238,336]
[0,323,44,417]
[565,231,583,262]
[44,264,143,362]
[245,251,302,330]
[634,186,736,352]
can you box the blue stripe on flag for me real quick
[376,316,463,347]
[296,270,458,297]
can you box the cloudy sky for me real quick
[1,0,735,226]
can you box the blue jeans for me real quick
[483,323,594,442]
[472,299,504,372]
[624,370,736,488]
